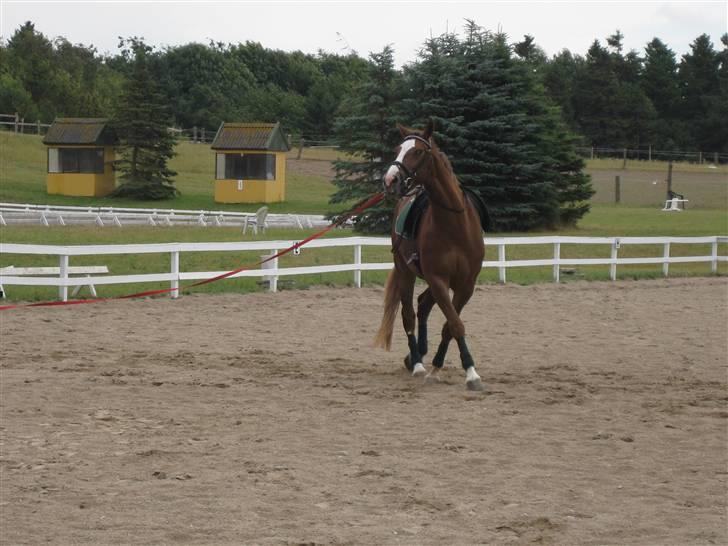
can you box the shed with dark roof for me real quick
[43,118,118,197]
[211,122,290,204]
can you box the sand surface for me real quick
[1,278,726,545]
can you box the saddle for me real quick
[395,186,491,241]
[393,186,491,275]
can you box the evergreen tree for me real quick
[329,46,403,232]
[641,38,683,148]
[401,23,592,230]
[112,38,178,200]
[541,49,582,131]
[678,34,722,150]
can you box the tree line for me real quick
[2,21,725,151]
[1,21,725,229]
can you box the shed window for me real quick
[217,153,276,180]
[48,148,104,174]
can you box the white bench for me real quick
[0,265,109,298]
[662,198,688,212]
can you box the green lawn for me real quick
[1,131,725,301]
[0,132,351,214]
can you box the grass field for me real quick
[0,133,351,214]
[1,132,726,301]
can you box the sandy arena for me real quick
[1,278,726,545]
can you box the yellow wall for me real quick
[214,151,286,204]
[47,146,116,197]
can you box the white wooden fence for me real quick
[0,202,328,229]
[1,236,725,301]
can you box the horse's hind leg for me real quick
[417,288,436,357]
[400,273,426,377]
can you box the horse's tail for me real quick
[373,269,401,351]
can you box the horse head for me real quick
[383,120,435,196]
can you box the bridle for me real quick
[386,135,465,213]
[385,135,432,196]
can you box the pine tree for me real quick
[642,38,683,148]
[329,46,403,232]
[112,38,178,200]
[401,23,592,230]
[678,34,722,151]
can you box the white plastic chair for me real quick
[243,206,269,234]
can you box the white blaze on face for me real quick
[384,139,417,188]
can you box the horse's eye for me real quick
[414,149,423,156]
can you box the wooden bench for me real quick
[0,265,109,298]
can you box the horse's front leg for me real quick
[400,274,426,377]
[426,280,483,391]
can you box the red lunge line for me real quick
[0,192,385,312]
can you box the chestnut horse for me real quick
[374,121,487,391]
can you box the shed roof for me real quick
[211,122,290,152]
[43,118,118,146]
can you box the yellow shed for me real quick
[211,122,290,204]
[43,118,118,197]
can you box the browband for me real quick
[403,135,432,149]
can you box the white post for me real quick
[354,244,362,288]
[59,254,68,301]
[662,242,670,277]
[553,242,561,283]
[498,243,506,284]
[610,239,619,281]
[711,239,718,273]
[171,250,180,298]
[261,251,278,293]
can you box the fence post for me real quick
[610,239,619,281]
[711,239,718,274]
[590,147,594,160]
[20,118,24,134]
[193,126,197,143]
[171,250,180,298]
[498,243,506,284]
[649,145,652,162]
[59,254,69,302]
[553,242,561,283]
[201,127,206,143]
[14,112,18,133]
[615,175,621,204]
[36,120,41,134]
[354,244,362,288]
[662,242,670,277]
[297,138,305,160]
[622,148,627,169]
[666,161,673,199]
[261,251,278,292]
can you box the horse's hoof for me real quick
[403,354,414,372]
[424,372,441,385]
[412,363,426,377]
[466,378,485,391]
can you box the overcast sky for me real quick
[1,1,726,65]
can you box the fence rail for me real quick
[1,236,725,302]
[576,146,728,165]
[0,202,328,229]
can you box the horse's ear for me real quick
[423,118,434,140]
[397,123,408,138]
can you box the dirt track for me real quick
[1,278,726,545]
